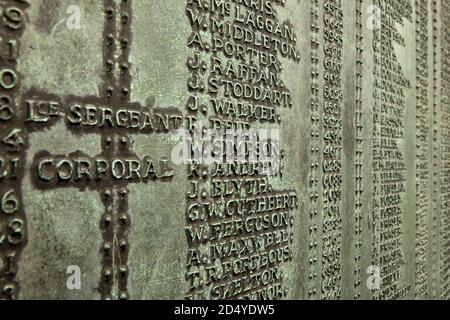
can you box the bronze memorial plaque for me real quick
[0,0,449,300]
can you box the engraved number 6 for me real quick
[1,190,19,215]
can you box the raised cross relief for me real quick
[0,0,181,300]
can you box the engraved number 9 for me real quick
[3,7,25,30]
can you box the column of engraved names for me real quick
[430,0,440,298]
[354,0,364,300]
[322,0,343,300]
[414,0,429,299]
[371,0,412,300]
[0,0,29,300]
[308,0,320,300]
[185,0,299,300]
[439,0,450,300]
[185,0,209,300]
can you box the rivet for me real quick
[105,7,114,19]
[120,215,128,225]
[105,137,112,147]
[119,292,129,300]
[103,269,112,280]
[103,243,111,254]
[121,64,129,74]
[119,266,128,277]
[106,87,113,97]
[119,240,128,251]
[104,215,112,227]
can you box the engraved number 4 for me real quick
[2,129,24,151]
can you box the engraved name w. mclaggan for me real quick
[0,0,449,300]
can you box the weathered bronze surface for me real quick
[0,0,449,300]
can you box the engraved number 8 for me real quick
[0,95,13,121]
[7,219,25,246]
